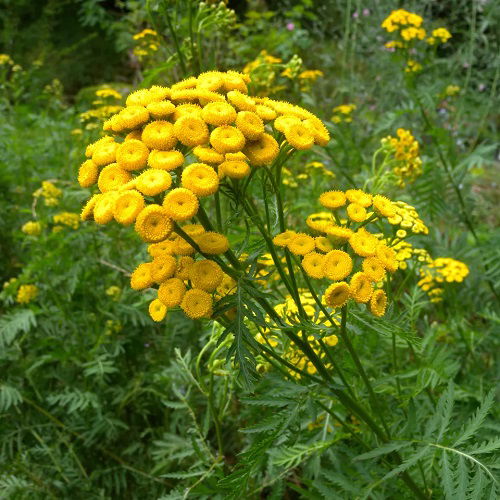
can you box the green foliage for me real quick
[0,0,499,498]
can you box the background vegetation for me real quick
[1,0,499,498]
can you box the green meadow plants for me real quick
[0,2,498,498]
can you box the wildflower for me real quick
[150,254,177,283]
[273,231,297,247]
[284,123,314,150]
[197,232,229,254]
[362,257,386,282]
[370,290,387,316]
[163,188,199,221]
[181,288,213,319]
[346,189,372,207]
[149,299,167,322]
[181,163,219,197]
[202,101,237,126]
[235,111,264,140]
[53,212,80,230]
[33,181,62,207]
[347,203,367,222]
[135,204,173,242]
[323,250,353,281]
[302,252,325,279]
[332,104,356,123]
[113,190,145,225]
[130,262,154,290]
[324,282,350,308]
[287,233,315,256]
[189,260,223,292]
[21,221,42,236]
[148,149,184,171]
[319,190,346,209]
[136,169,172,196]
[98,164,132,192]
[158,277,186,307]
[92,140,119,167]
[427,27,452,45]
[106,286,121,301]
[244,133,279,166]
[372,195,395,217]
[349,272,373,303]
[219,160,250,179]
[210,125,246,153]
[16,284,38,304]
[349,230,378,257]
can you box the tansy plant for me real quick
[76,70,465,497]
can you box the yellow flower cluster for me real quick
[133,28,158,40]
[405,59,423,73]
[390,240,431,270]
[418,257,469,302]
[444,85,460,97]
[388,200,428,235]
[427,28,452,45]
[332,104,356,124]
[0,54,14,66]
[282,160,334,188]
[21,221,42,236]
[16,284,38,304]
[33,181,62,207]
[256,291,338,378]
[273,189,416,317]
[382,128,423,187]
[53,212,80,230]
[382,9,452,67]
[381,9,424,33]
[106,285,122,301]
[95,88,122,100]
[78,71,329,322]
[132,29,159,60]
[243,51,323,95]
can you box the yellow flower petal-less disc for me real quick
[219,160,250,179]
[287,233,315,256]
[181,163,219,197]
[78,160,98,188]
[189,259,223,292]
[180,288,213,319]
[92,140,118,167]
[94,192,119,225]
[235,111,264,140]
[284,122,315,150]
[116,139,149,171]
[150,254,177,283]
[98,164,132,192]
[135,204,173,242]
[173,115,209,147]
[197,232,229,254]
[158,277,186,307]
[244,133,279,166]
[319,190,346,209]
[210,125,246,154]
[148,150,184,171]
[349,272,373,303]
[362,256,386,282]
[322,250,353,281]
[141,121,177,150]
[136,169,172,196]
[149,299,167,322]
[113,190,145,225]
[193,145,225,164]
[146,100,175,119]
[370,289,387,317]
[119,105,149,129]
[130,262,154,290]
[302,252,326,279]
[201,101,237,126]
[324,282,350,308]
[163,188,199,221]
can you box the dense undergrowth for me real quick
[0,1,499,498]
